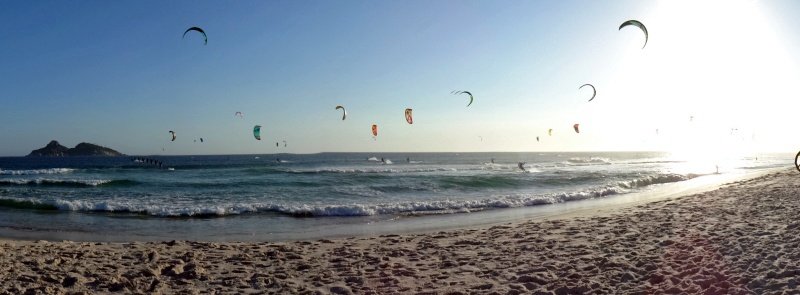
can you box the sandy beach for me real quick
[2,169,799,294]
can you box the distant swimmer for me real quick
[518,162,527,172]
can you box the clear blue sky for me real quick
[2,0,799,156]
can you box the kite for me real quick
[253,125,262,140]
[580,84,596,102]
[372,124,378,137]
[619,20,648,48]
[235,112,243,119]
[452,90,474,107]
[183,27,208,45]
[548,129,553,136]
[405,108,413,124]
[169,131,176,141]
[335,105,346,120]
[573,124,580,133]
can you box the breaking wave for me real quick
[0,168,75,175]
[565,157,612,165]
[0,173,698,217]
[0,179,137,187]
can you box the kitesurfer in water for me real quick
[518,162,527,172]
[491,158,495,164]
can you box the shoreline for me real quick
[2,168,798,293]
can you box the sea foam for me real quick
[0,168,75,175]
[0,173,696,217]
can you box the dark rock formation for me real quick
[27,140,70,157]
[68,142,124,156]
[27,140,124,157]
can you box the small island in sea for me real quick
[26,140,124,157]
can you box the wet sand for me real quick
[2,169,799,294]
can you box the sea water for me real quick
[0,152,787,241]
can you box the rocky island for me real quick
[27,140,124,157]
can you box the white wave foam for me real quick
[482,163,516,171]
[616,173,695,189]
[290,167,458,174]
[27,184,627,217]
[7,172,699,217]
[0,178,113,186]
[0,168,75,175]
[565,157,612,165]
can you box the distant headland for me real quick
[27,140,124,157]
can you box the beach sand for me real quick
[2,169,799,294]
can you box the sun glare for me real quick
[598,0,800,154]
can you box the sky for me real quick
[1,0,800,156]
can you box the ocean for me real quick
[0,152,787,241]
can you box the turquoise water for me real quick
[0,152,787,241]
